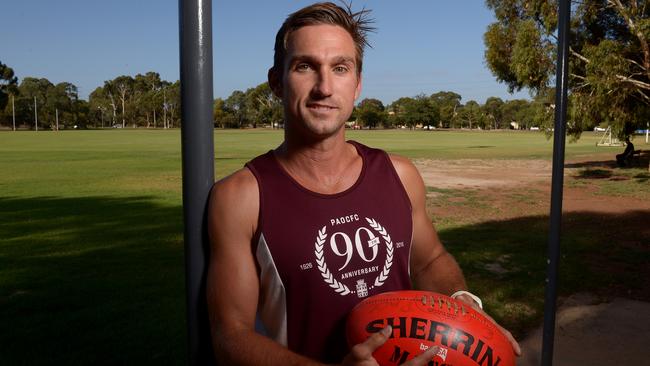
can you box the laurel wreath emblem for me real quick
[314,217,394,296]
[365,217,394,288]
[314,226,351,295]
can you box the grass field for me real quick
[1,129,647,365]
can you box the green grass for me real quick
[1,130,189,365]
[438,209,650,337]
[0,196,185,365]
[506,191,541,204]
[569,166,650,199]
[349,129,606,160]
[427,187,493,210]
[0,129,647,364]
[595,170,650,198]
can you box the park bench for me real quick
[627,149,642,166]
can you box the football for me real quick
[346,290,515,366]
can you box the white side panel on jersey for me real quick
[255,233,288,346]
[407,224,413,278]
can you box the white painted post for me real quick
[34,96,38,132]
[12,95,15,131]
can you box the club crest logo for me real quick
[356,279,369,298]
[314,217,394,297]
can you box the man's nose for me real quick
[312,69,333,97]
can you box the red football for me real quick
[346,290,515,366]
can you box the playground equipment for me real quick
[596,126,624,147]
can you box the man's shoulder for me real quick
[210,168,259,207]
[208,168,260,251]
[350,141,416,174]
[385,153,425,206]
[387,153,420,180]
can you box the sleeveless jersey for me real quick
[245,141,413,363]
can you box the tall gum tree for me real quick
[430,91,462,128]
[0,62,19,128]
[356,98,386,129]
[484,0,650,138]
[17,77,54,129]
[0,62,18,112]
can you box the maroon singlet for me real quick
[245,141,413,363]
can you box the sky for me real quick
[2,0,530,105]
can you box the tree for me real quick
[224,90,247,128]
[244,82,282,128]
[430,91,462,128]
[483,97,504,129]
[356,98,386,128]
[0,61,18,112]
[501,99,533,129]
[133,72,164,128]
[164,81,181,128]
[16,77,54,129]
[3,71,179,129]
[104,75,134,128]
[0,62,19,128]
[213,98,229,128]
[484,0,650,138]
[388,97,412,128]
[391,95,439,129]
[11,78,81,130]
[72,99,90,129]
[457,100,484,129]
[89,86,111,128]
[47,82,79,129]
[102,81,119,127]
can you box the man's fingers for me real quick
[499,326,521,356]
[403,345,440,366]
[349,326,392,360]
[475,308,522,357]
[364,325,392,351]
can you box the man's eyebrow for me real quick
[289,55,356,65]
[332,56,355,65]
[289,55,315,64]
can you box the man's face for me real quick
[271,24,362,138]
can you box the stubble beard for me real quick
[285,105,351,142]
[304,115,346,137]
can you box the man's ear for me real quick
[354,73,363,101]
[268,67,282,98]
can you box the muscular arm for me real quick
[389,155,467,294]
[390,155,521,356]
[206,168,322,366]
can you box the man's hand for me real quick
[454,294,522,357]
[341,326,440,366]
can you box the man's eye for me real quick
[334,66,348,73]
[296,64,311,71]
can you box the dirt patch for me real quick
[415,155,650,216]
[517,294,650,366]
[418,154,650,302]
[414,159,552,190]
[415,154,650,353]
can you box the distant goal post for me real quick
[596,126,624,147]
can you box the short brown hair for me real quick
[272,2,375,76]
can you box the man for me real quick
[616,136,635,167]
[206,3,521,365]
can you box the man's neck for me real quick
[274,130,362,194]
